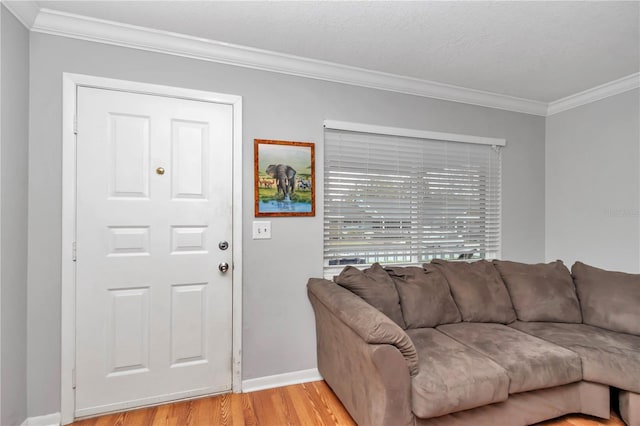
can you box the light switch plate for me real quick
[252,221,271,239]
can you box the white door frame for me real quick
[60,73,243,425]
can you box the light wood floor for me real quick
[71,380,625,426]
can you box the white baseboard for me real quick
[242,368,323,393]
[20,412,61,426]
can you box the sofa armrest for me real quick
[307,278,416,426]
[308,278,418,374]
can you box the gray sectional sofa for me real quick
[307,260,640,426]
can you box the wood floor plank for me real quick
[217,393,232,426]
[540,412,625,426]
[564,413,625,426]
[310,381,356,425]
[286,382,329,425]
[246,387,273,425]
[190,395,215,426]
[273,385,303,426]
[239,392,257,426]
[122,405,153,426]
[171,399,191,426]
[299,381,341,425]
[149,403,171,426]
[101,412,126,426]
[71,380,625,426]
[250,387,272,425]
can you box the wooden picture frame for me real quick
[254,139,315,217]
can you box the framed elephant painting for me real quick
[254,139,315,217]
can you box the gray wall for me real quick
[1,5,29,426]
[27,33,546,416]
[546,89,640,272]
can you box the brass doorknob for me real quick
[156,167,165,175]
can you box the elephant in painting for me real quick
[266,164,296,200]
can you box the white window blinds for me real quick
[324,127,502,277]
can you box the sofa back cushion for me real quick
[334,263,406,328]
[385,266,461,328]
[493,260,582,323]
[572,261,640,335]
[430,260,516,324]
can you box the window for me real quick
[323,122,504,277]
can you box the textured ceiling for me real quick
[36,1,640,102]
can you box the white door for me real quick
[74,87,233,417]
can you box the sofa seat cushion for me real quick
[429,260,517,324]
[385,266,461,328]
[493,259,582,323]
[437,323,582,394]
[406,328,509,419]
[510,321,640,393]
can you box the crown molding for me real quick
[547,72,640,116]
[2,0,39,29]
[27,8,548,116]
[8,3,635,117]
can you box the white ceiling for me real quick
[20,1,640,103]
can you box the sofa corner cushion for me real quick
[493,259,582,323]
[406,328,509,418]
[385,266,461,328]
[429,260,516,324]
[572,261,640,335]
[334,263,406,328]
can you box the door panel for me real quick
[107,226,150,256]
[170,226,208,254]
[172,120,209,199]
[170,283,207,365]
[106,288,150,376]
[109,113,150,198]
[75,87,233,417]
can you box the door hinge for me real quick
[72,241,77,262]
[73,116,78,135]
[72,368,76,389]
